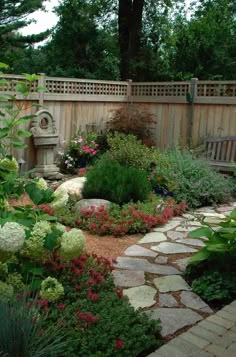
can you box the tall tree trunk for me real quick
[118,0,145,80]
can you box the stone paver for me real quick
[146,308,202,336]
[155,256,168,264]
[175,237,205,247]
[124,244,157,257]
[138,232,167,244]
[112,270,145,287]
[114,257,181,275]
[123,285,156,309]
[174,257,191,271]
[167,230,186,240]
[180,291,213,313]
[159,293,178,307]
[153,220,180,232]
[154,275,191,292]
[151,242,197,254]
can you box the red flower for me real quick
[116,289,123,298]
[76,312,99,324]
[87,290,99,301]
[115,339,125,348]
[57,304,66,310]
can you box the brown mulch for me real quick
[84,231,141,259]
[8,193,35,208]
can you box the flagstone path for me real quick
[112,203,236,345]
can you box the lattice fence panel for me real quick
[0,76,39,93]
[131,83,190,96]
[197,82,236,97]
[45,79,128,96]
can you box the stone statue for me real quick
[31,110,63,180]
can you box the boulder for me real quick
[57,177,86,199]
[74,198,111,212]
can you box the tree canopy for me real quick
[1,0,236,80]
[0,0,49,68]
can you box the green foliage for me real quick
[38,253,161,357]
[188,208,236,265]
[191,271,236,303]
[155,150,232,208]
[82,156,151,204]
[0,294,69,357]
[74,197,185,235]
[107,132,160,171]
[0,66,44,156]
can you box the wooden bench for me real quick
[205,136,236,172]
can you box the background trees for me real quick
[1,0,236,80]
[0,0,49,68]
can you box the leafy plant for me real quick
[107,104,156,145]
[191,271,236,303]
[188,208,236,266]
[82,156,151,204]
[59,196,186,236]
[107,132,160,171]
[38,253,162,357]
[0,63,43,156]
[154,149,232,208]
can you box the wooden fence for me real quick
[0,74,236,169]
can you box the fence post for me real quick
[38,73,46,106]
[187,77,198,147]
[126,79,132,103]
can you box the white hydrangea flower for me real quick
[40,277,64,302]
[36,178,48,190]
[54,223,67,234]
[0,222,25,254]
[60,228,85,261]
[51,186,69,211]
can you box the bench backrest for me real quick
[205,137,236,162]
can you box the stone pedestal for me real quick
[31,110,63,180]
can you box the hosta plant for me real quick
[188,208,236,266]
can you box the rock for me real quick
[153,220,180,232]
[159,293,178,307]
[167,231,186,241]
[58,177,86,199]
[146,308,203,336]
[124,245,157,257]
[200,212,225,219]
[123,285,157,309]
[153,275,191,292]
[155,256,168,264]
[138,232,167,244]
[114,257,181,275]
[180,291,213,313]
[216,206,232,213]
[175,238,205,247]
[74,198,111,212]
[112,270,145,287]
[175,226,196,232]
[151,242,197,254]
[174,257,191,272]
